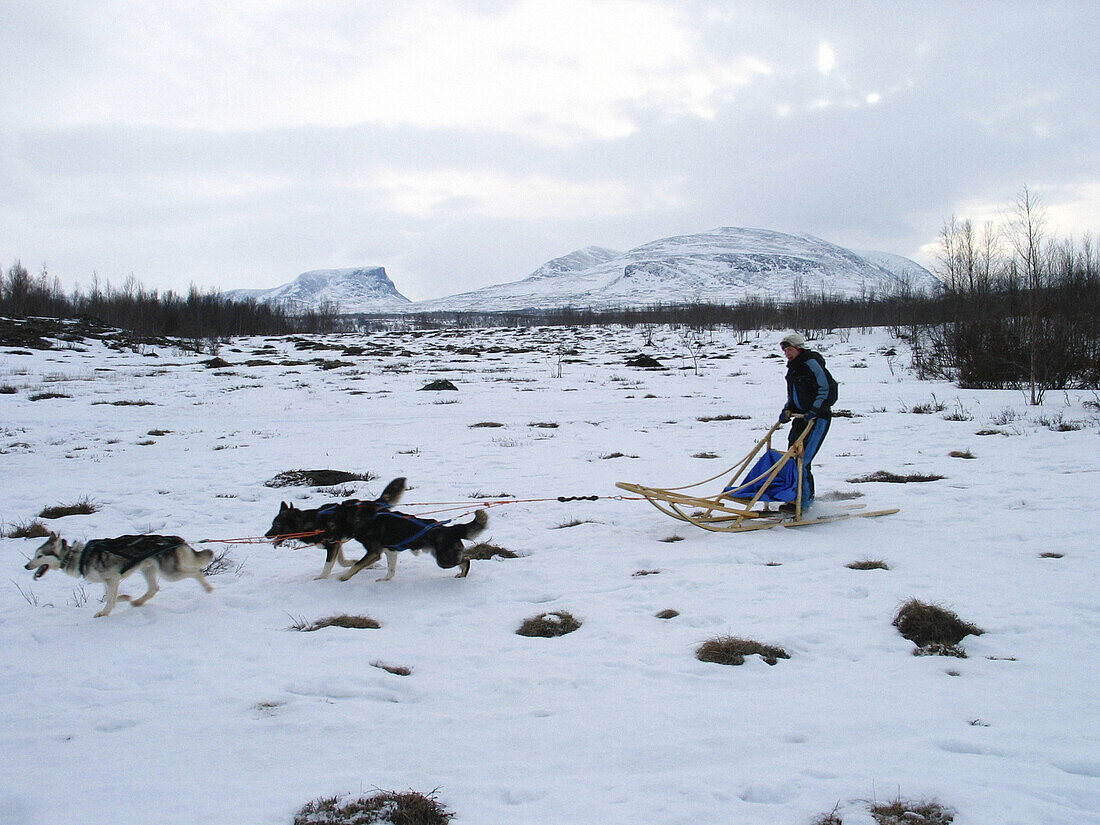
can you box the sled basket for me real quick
[727,448,798,503]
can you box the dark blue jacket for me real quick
[784,349,834,417]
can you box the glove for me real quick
[778,408,791,424]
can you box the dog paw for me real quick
[375,575,394,582]
[93,610,111,618]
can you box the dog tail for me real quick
[466,509,488,538]
[379,477,407,505]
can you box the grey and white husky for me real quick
[25,532,214,617]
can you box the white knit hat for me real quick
[780,332,806,349]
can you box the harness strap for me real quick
[372,511,453,550]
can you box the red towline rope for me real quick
[199,529,323,545]
[407,493,640,517]
[198,494,642,545]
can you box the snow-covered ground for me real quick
[1,324,1097,825]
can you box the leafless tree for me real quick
[1003,184,1048,403]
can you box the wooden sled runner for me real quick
[616,417,899,533]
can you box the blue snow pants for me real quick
[787,415,831,503]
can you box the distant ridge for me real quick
[226,266,411,313]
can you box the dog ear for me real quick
[280,501,289,511]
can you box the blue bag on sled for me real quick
[724,449,798,503]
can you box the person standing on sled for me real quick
[778,332,837,512]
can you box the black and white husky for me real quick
[339,479,489,582]
[24,532,214,617]
[264,477,407,579]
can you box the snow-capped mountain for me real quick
[226,267,411,313]
[524,246,622,281]
[226,229,939,316]
[854,249,939,289]
[412,227,940,313]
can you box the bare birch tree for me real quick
[1003,185,1048,403]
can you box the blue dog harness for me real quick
[367,506,453,550]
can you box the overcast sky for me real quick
[2,1,1097,301]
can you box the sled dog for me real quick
[340,480,488,582]
[25,532,214,618]
[264,477,406,579]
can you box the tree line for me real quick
[0,264,346,343]
[911,186,1099,402]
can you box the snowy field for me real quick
[1,323,1098,825]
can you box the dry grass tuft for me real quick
[202,548,240,577]
[696,634,790,666]
[266,469,376,488]
[893,599,983,657]
[29,391,70,401]
[870,798,954,824]
[809,804,844,825]
[290,614,381,632]
[552,518,596,529]
[4,519,51,539]
[294,789,453,825]
[464,541,518,560]
[847,470,945,484]
[847,559,890,571]
[655,609,680,620]
[517,610,581,638]
[39,497,98,519]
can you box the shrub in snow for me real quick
[847,470,945,483]
[809,806,843,825]
[893,599,983,657]
[870,798,954,824]
[695,635,790,666]
[294,789,453,825]
[517,610,581,637]
[625,353,664,368]
[265,469,376,488]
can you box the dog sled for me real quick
[616,416,898,533]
